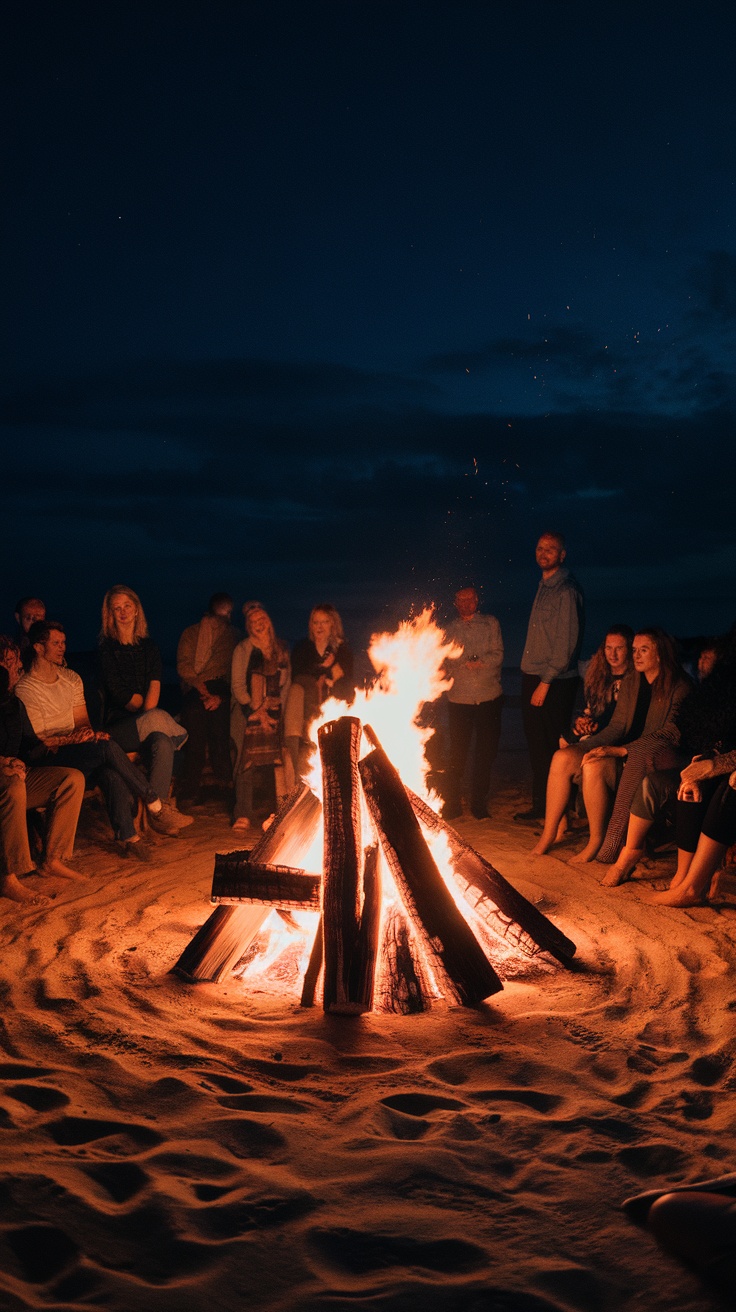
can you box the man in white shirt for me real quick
[17,622,183,857]
[443,586,504,820]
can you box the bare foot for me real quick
[555,815,568,841]
[531,838,553,856]
[1,874,49,905]
[600,847,644,887]
[569,843,600,864]
[646,881,709,907]
[39,857,85,881]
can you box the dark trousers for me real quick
[521,673,580,815]
[445,697,503,814]
[677,777,736,852]
[52,739,155,842]
[179,682,232,794]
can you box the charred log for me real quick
[171,784,322,982]
[376,902,432,1014]
[359,738,503,1006]
[212,860,321,909]
[319,717,378,1013]
[408,789,576,965]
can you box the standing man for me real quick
[176,593,239,804]
[14,597,46,655]
[443,586,504,820]
[516,532,584,822]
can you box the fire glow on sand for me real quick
[174,611,576,1010]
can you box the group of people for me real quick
[1,590,353,900]
[3,543,735,910]
[442,531,736,908]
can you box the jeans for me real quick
[109,718,175,802]
[51,739,155,842]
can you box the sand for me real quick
[2,731,736,1312]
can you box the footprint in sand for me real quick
[426,1051,503,1085]
[681,1088,714,1120]
[677,947,702,973]
[689,1051,732,1085]
[207,1116,287,1158]
[4,1222,79,1285]
[618,1142,687,1176]
[44,1115,163,1151]
[195,1071,255,1094]
[0,1062,55,1080]
[216,1093,313,1113]
[192,1189,317,1240]
[380,1092,467,1117]
[83,1160,148,1203]
[473,1089,562,1113]
[307,1225,488,1275]
[4,1083,69,1113]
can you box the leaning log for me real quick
[359,739,503,1006]
[172,784,322,982]
[320,717,379,1014]
[300,915,324,1008]
[212,860,321,909]
[407,789,576,965]
[376,902,432,1014]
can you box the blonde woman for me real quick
[282,604,355,780]
[230,603,290,833]
[99,585,189,819]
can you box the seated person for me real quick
[283,604,354,779]
[0,643,85,903]
[231,603,290,832]
[14,596,46,657]
[532,629,690,862]
[647,766,736,906]
[565,625,633,742]
[601,631,736,885]
[99,586,189,812]
[16,621,184,858]
[176,592,239,804]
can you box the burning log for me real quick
[172,784,322,982]
[376,903,432,1014]
[359,736,503,1007]
[212,861,321,909]
[319,718,381,1013]
[407,789,576,965]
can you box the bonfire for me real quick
[174,611,575,1011]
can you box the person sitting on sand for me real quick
[0,644,85,903]
[600,632,736,886]
[99,585,190,812]
[283,604,354,781]
[231,603,291,833]
[16,621,185,859]
[532,629,690,863]
[564,625,633,744]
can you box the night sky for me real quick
[3,1,735,662]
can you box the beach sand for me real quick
[2,718,735,1311]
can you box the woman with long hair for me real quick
[282,604,354,780]
[230,603,290,833]
[570,625,634,740]
[99,585,190,821]
[532,628,689,862]
[601,631,736,886]
[530,626,633,854]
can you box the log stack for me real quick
[173,717,576,1009]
